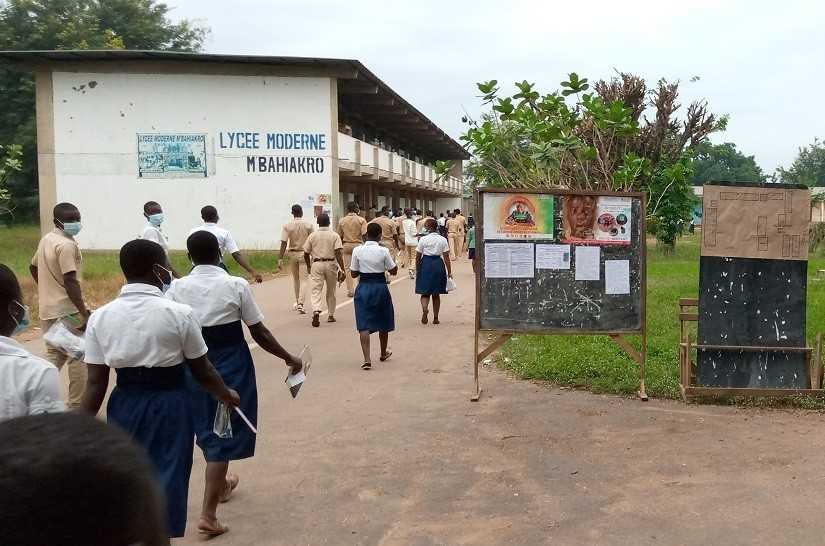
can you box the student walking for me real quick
[401,209,419,278]
[368,207,401,281]
[455,208,468,257]
[30,202,89,409]
[416,218,452,325]
[140,200,181,278]
[80,239,239,539]
[279,204,315,314]
[446,212,462,260]
[0,264,64,421]
[351,223,398,370]
[467,217,477,273]
[189,205,263,283]
[303,213,345,327]
[167,231,303,537]
[338,201,368,297]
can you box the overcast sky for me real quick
[171,0,824,173]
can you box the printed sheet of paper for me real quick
[701,184,810,260]
[605,260,631,294]
[485,243,535,278]
[535,244,571,270]
[574,246,600,281]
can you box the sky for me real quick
[171,0,825,173]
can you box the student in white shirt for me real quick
[350,222,398,370]
[189,205,263,283]
[415,218,453,325]
[166,231,302,537]
[80,239,239,540]
[0,264,64,421]
[401,209,420,279]
[140,200,180,278]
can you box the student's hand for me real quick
[337,270,346,283]
[286,354,303,375]
[306,265,312,276]
[252,272,263,284]
[221,388,241,408]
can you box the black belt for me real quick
[313,258,335,262]
[116,364,185,390]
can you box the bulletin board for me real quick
[473,188,648,401]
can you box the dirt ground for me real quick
[31,257,825,545]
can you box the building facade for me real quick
[1,50,467,249]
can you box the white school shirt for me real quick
[0,336,64,420]
[188,223,240,256]
[140,223,169,253]
[437,216,446,227]
[350,241,396,274]
[402,218,419,246]
[416,232,450,256]
[84,283,208,369]
[166,265,264,327]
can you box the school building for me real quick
[0,50,468,250]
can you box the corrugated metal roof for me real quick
[0,49,469,160]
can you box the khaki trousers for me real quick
[310,261,338,315]
[380,241,397,281]
[405,245,417,271]
[42,317,87,409]
[287,251,308,305]
[448,233,461,260]
[342,242,360,295]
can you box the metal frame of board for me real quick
[473,187,649,402]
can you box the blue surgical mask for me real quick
[58,220,82,236]
[10,300,30,335]
[147,213,164,227]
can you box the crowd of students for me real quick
[0,198,472,542]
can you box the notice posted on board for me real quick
[605,260,631,294]
[535,244,571,269]
[574,246,601,281]
[485,243,535,278]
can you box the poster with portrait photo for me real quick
[561,195,631,245]
[482,193,554,240]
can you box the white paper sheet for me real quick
[605,260,630,294]
[535,244,571,270]
[484,243,535,278]
[574,246,600,281]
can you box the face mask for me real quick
[9,300,30,335]
[58,220,82,236]
[147,213,164,227]
[154,264,173,293]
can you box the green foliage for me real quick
[0,0,210,222]
[777,138,825,186]
[645,157,694,249]
[691,141,766,185]
[0,143,22,218]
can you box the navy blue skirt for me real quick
[416,255,448,295]
[354,273,395,333]
[108,365,193,538]
[186,321,258,462]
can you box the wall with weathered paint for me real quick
[51,71,334,249]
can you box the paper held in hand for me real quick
[286,345,312,398]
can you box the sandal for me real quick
[380,350,392,362]
[361,362,372,370]
[220,473,239,503]
[198,517,229,537]
[421,310,429,324]
[433,318,440,325]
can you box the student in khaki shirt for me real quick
[279,204,315,314]
[29,202,89,409]
[304,213,345,328]
[446,212,462,261]
[394,211,408,267]
[337,201,367,297]
[455,209,468,257]
[368,208,401,280]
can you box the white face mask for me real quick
[153,264,173,293]
[9,300,30,335]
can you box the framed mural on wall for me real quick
[137,133,208,178]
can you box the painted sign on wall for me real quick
[218,131,327,174]
[137,134,207,178]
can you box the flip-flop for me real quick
[198,517,229,537]
[220,473,239,503]
[361,362,372,370]
[380,350,392,362]
[421,310,429,324]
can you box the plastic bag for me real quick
[213,402,233,439]
[43,320,85,360]
[286,345,312,398]
[446,277,457,293]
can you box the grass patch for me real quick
[1,224,281,325]
[501,233,825,400]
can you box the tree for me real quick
[0,0,209,222]
[776,139,825,186]
[461,72,726,249]
[0,143,22,218]
[690,141,766,185]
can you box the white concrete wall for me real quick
[436,197,463,215]
[51,71,334,250]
